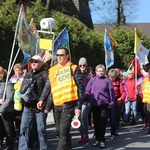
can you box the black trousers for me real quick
[0,116,6,144]
[140,102,148,124]
[1,112,15,150]
[92,105,109,142]
[144,103,150,125]
[54,106,74,150]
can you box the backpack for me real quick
[20,76,37,103]
[91,76,108,86]
[20,70,47,103]
[89,76,108,94]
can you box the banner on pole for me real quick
[134,28,149,66]
[17,5,37,56]
[53,27,71,59]
[104,29,114,70]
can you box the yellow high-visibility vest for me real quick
[49,62,78,106]
[142,77,150,104]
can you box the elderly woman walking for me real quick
[85,64,115,148]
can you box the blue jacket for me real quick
[85,75,115,106]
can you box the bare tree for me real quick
[90,0,139,25]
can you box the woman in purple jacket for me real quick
[85,64,115,148]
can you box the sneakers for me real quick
[78,137,84,144]
[100,141,105,148]
[79,136,89,144]
[111,135,115,140]
[92,141,99,147]
[143,123,148,129]
[122,121,127,126]
[84,136,89,143]
[115,129,119,136]
[147,128,150,134]
[92,141,105,148]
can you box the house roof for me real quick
[93,23,150,38]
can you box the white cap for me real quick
[30,55,43,63]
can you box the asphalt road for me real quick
[13,112,150,150]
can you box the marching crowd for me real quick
[0,47,150,150]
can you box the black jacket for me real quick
[20,67,48,108]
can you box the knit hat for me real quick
[78,57,88,66]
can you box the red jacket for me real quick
[126,77,136,101]
[111,78,126,104]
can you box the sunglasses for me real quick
[56,54,66,57]
[79,65,86,67]
[30,60,39,64]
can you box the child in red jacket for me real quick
[123,69,137,125]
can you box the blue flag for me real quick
[21,51,30,66]
[104,31,114,70]
[53,27,70,57]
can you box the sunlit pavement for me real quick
[45,113,150,150]
[14,112,150,150]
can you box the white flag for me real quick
[136,42,149,66]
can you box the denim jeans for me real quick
[124,101,137,121]
[18,106,47,150]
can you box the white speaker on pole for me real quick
[40,18,55,31]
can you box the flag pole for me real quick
[134,28,138,97]
[127,63,133,71]
[135,57,138,95]
[3,5,23,99]
[104,29,107,71]
[51,37,55,66]
[8,48,21,75]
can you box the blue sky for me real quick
[89,0,150,24]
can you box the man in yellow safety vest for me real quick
[39,47,84,150]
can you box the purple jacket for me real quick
[85,75,115,106]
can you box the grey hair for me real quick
[95,64,105,71]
